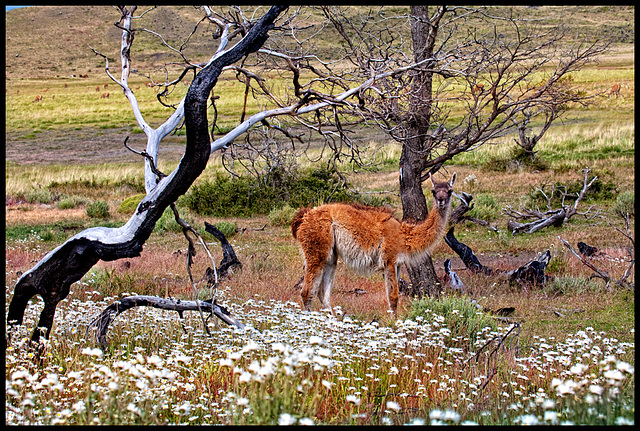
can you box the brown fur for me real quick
[292,173,456,318]
[608,83,621,98]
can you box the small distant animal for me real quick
[577,241,599,257]
[100,92,109,99]
[95,85,100,91]
[104,83,108,89]
[292,172,456,319]
[64,83,68,88]
[146,82,154,88]
[608,83,621,98]
[33,95,43,102]
[471,83,484,96]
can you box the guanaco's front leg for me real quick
[383,261,399,320]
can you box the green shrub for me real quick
[153,207,197,234]
[213,221,238,238]
[118,193,146,214]
[183,167,384,218]
[467,193,500,221]
[405,295,497,348]
[483,146,549,172]
[268,204,298,227]
[86,200,110,218]
[154,208,181,233]
[24,187,55,204]
[613,191,634,218]
[56,195,87,210]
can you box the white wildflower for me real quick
[298,417,314,425]
[346,395,361,406]
[278,413,296,425]
[309,335,323,345]
[544,411,558,424]
[81,347,103,358]
[386,400,401,412]
[219,358,234,368]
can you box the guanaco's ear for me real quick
[449,172,457,187]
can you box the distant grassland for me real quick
[5,51,634,200]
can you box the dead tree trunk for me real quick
[6,6,287,343]
[87,296,245,348]
[504,168,599,235]
[444,226,551,291]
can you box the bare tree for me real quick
[296,6,610,296]
[7,5,290,342]
[6,6,453,343]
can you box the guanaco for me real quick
[100,92,109,99]
[608,83,621,98]
[471,83,484,96]
[33,95,43,102]
[292,172,456,319]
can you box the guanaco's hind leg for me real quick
[300,266,323,311]
[317,254,337,312]
[383,262,400,320]
[298,217,334,312]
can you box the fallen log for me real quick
[87,296,245,348]
[205,222,242,279]
[444,226,551,291]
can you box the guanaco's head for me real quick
[429,172,456,210]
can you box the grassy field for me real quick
[4,15,635,426]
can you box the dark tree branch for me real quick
[7,5,288,343]
[87,296,245,348]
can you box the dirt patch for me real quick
[5,204,89,225]
[5,128,187,165]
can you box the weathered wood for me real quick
[504,168,598,235]
[205,222,242,278]
[444,226,551,291]
[87,296,245,348]
[7,6,287,343]
[444,227,493,275]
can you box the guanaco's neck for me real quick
[402,205,451,253]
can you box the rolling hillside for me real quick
[5,5,634,81]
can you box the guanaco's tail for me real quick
[291,207,311,239]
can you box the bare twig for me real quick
[505,167,599,235]
[558,236,632,290]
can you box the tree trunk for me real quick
[6,6,287,343]
[398,5,442,298]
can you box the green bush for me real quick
[405,295,497,348]
[154,208,181,233]
[268,204,298,227]
[118,193,146,214]
[467,193,500,221]
[183,167,385,218]
[483,146,549,172]
[613,191,634,218]
[213,221,238,238]
[56,195,87,210]
[24,187,54,204]
[86,200,110,218]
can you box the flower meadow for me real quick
[5,282,635,426]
